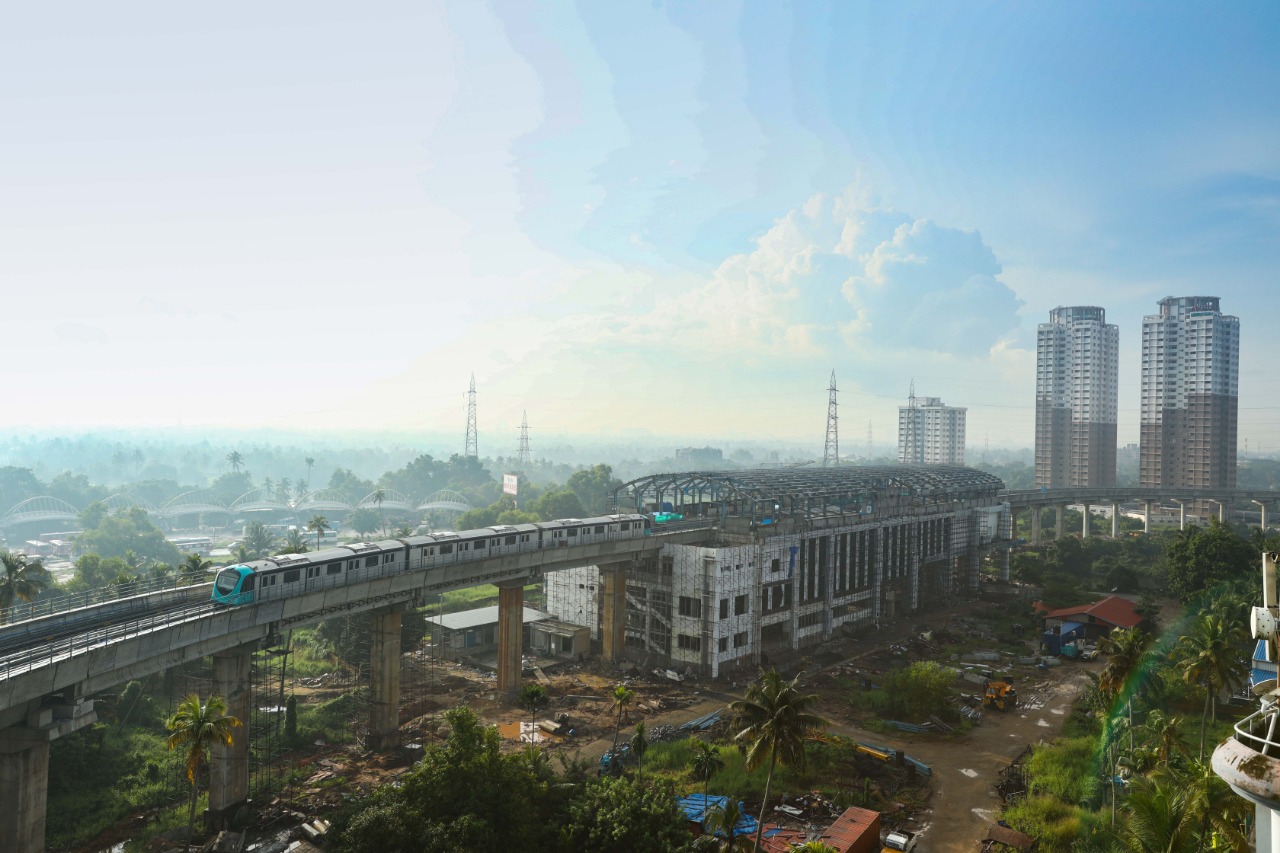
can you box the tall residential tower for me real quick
[898,386,966,465]
[1139,296,1239,491]
[1035,306,1119,487]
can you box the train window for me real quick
[327,562,342,575]
[491,538,501,548]
[365,556,378,568]
[284,570,300,583]
[620,522,630,531]
[595,526,604,534]
[383,553,394,564]
[459,542,470,552]
[505,535,516,545]
[243,575,256,591]
[348,560,358,571]
[306,567,317,579]
[473,540,486,549]
[567,528,578,536]
[440,544,453,554]
[520,535,529,542]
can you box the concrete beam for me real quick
[208,644,253,828]
[496,584,524,697]
[600,565,627,663]
[367,607,403,751]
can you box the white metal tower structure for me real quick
[823,370,839,467]
[1213,551,1280,852]
[516,411,531,469]
[464,374,478,459]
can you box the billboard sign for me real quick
[502,474,519,496]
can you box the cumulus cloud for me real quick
[598,189,1023,361]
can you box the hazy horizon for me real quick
[4,3,1277,450]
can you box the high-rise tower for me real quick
[1139,296,1238,493]
[897,385,966,465]
[1035,306,1119,488]
[464,374,478,459]
[823,370,839,467]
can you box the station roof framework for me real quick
[614,465,1005,521]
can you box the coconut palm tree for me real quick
[730,669,828,853]
[1099,626,1153,750]
[1144,711,1190,766]
[611,684,634,752]
[178,553,212,585]
[1176,611,1248,759]
[307,515,331,551]
[0,551,51,614]
[1174,760,1251,851]
[690,739,725,802]
[165,694,241,847]
[629,721,649,781]
[519,682,547,742]
[226,451,244,473]
[793,843,839,853]
[277,478,292,502]
[304,456,315,485]
[280,529,309,555]
[702,797,752,851]
[242,522,276,560]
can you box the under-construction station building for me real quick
[545,466,1008,679]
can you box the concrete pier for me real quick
[367,608,403,751]
[600,564,627,663]
[496,583,524,697]
[209,645,253,828]
[1030,507,1041,543]
[1055,505,1065,539]
[0,697,98,853]
[1111,503,1120,538]
[1081,503,1091,538]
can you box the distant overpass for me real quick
[997,486,1280,539]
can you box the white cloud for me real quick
[593,189,1024,362]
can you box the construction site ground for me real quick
[94,593,1097,853]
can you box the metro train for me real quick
[210,513,651,606]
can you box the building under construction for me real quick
[543,465,1008,679]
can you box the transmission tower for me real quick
[904,379,921,464]
[464,374,478,459]
[516,411,532,469]
[823,370,839,467]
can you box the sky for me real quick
[2,2,1278,455]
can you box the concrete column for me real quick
[1111,504,1120,538]
[1178,502,1186,530]
[999,549,1011,583]
[1055,505,1065,539]
[1263,502,1270,532]
[0,735,50,853]
[367,607,403,751]
[496,582,524,697]
[599,564,628,662]
[1082,504,1091,538]
[1219,501,1226,523]
[1030,507,1042,543]
[209,645,253,827]
[1143,501,1152,534]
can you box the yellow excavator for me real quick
[983,675,1018,711]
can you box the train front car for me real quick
[211,564,257,606]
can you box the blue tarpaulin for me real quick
[677,794,758,837]
[1059,621,1085,639]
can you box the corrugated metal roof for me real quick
[1046,595,1142,629]
[427,606,552,632]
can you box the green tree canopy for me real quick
[75,507,181,566]
[566,464,623,515]
[1164,520,1256,602]
[530,490,586,522]
[563,776,693,853]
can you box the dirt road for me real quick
[823,668,1095,852]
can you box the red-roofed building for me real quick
[759,807,881,853]
[1041,595,1146,646]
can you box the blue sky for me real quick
[2,2,1278,454]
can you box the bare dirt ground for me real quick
[82,591,1098,853]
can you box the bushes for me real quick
[1026,736,1102,806]
[879,660,958,722]
[1002,795,1111,853]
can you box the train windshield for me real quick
[215,569,242,593]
